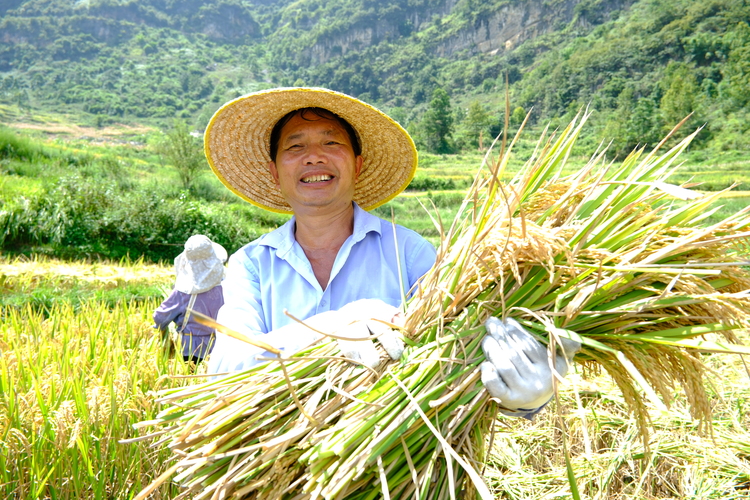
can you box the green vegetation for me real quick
[155,121,208,191]
[0,0,267,127]
[0,126,289,262]
[1,0,749,158]
[2,123,749,261]
[0,255,173,314]
[0,272,166,314]
[416,87,455,153]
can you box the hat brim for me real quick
[173,254,225,294]
[211,242,227,264]
[204,88,418,214]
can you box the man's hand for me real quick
[480,318,580,414]
[334,299,405,369]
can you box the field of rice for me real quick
[2,255,750,499]
[4,125,750,498]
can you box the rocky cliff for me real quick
[440,0,631,56]
[0,0,261,46]
[294,0,632,65]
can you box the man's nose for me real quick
[303,144,327,164]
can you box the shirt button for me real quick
[320,299,327,307]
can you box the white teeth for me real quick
[302,175,333,183]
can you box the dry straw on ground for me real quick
[133,112,750,500]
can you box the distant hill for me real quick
[1,0,749,153]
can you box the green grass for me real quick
[2,124,749,262]
[0,129,288,261]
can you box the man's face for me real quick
[268,112,363,215]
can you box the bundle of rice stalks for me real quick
[132,112,750,500]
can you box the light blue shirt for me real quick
[208,203,437,373]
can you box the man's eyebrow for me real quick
[282,128,342,144]
[282,132,305,143]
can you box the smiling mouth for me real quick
[301,174,333,183]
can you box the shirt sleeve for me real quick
[152,289,186,331]
[216,251,269,335]
[208,251,269,374]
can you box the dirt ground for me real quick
[8,121,155,139]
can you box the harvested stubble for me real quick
[133,112,750,500]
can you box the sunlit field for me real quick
[2,247,750,499]
[0,257,184,498]
[2,120,750,500]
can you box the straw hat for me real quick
[204,87,418,214]
[174,235,228,295]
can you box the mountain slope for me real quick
[1,0,748,153]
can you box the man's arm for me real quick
[207,252,274,373]
[207,298,401,374]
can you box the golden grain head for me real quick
[52,400,82,450]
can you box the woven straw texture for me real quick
[204,88,418,214]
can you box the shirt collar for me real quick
[257,202,382,253]
[351,202,382,243]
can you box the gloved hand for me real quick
[334,299,405,369]
[206,302,404,375]
[480,317,580,415]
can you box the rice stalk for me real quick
[134,112,750,499]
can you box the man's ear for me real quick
[268,161,280,186]
[354,155,363,180]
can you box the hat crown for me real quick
[184,235,215,261]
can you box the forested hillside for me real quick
[1,0,749,153]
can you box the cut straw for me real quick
[132,113,750,499]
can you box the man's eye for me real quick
[286,144,303,150]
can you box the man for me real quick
[203,88,577,417]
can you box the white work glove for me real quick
[334,299,405,369]
[480,318,580,416]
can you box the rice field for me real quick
[3,119,750,500]
[0,257,184,498]
[3,188,750,496]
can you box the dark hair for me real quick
[269,107,362,162]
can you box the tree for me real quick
[158,121,206,191]
[660,62,699,129]
[463,100,490,150]
[721,22,750,111]
[510,106,526,127]
[603,85,662,157]
[421,88,454,154]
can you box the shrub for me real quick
[0,175,272,262]
[0,127,47,162]
[406,176,457,191]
